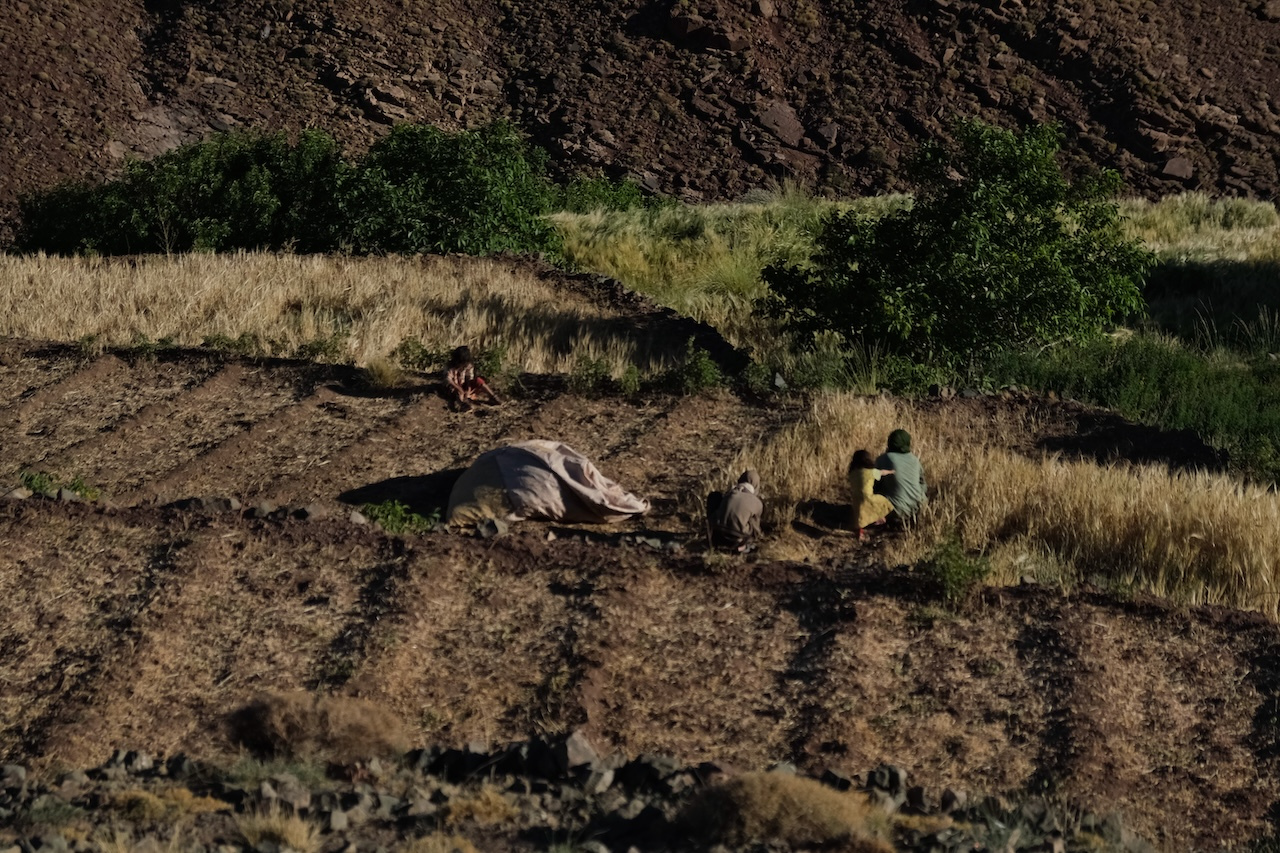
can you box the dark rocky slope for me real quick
[3,0,1279,240]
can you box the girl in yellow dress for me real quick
[848,449,895,541]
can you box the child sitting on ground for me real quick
[848,449,895,541]
[444,345,502,410]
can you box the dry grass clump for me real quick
[679,771,891,849]
[443,785,520,828]
[234,803,320,853]
[95,827,187,853]
[0,253,676,376]
[111,787,229,822]
[228,691,407,763]
[717,392,1280,616]
[399,832,480,852]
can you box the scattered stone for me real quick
[558,730,600,773]
[753,0,776,17]
[349,509,369,525]
[868,763,908,796]
[124,750,153,773]
[755,99,805,147]
[2,487,32,500]
[768,760,797,775]
[1265,0,1280,21]
[57,487,83,503]
[251,501,278,519]
[1163,156,1195,180]
[584,767,615,795]
[1,764,27,788]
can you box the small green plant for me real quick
[664,338,723,395]
[20,469,57,496]
[66,475,101,501]
[475,343,507,379]
[618,363,643,397]
[362,501,440,535]
[569,355,612,395]
[920,535,991,608]
[392,338,446,371]
[293,333,348,362]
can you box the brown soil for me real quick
[0,326,1277,850]
[2,0,1279,242]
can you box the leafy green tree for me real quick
[342,121,560,256]
[15,129,348,254]
[763,120,1153,365]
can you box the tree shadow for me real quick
[1035,411,1228,474]
[337,468,466,516]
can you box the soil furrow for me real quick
[115,381,404,506]
[2,356,218,486]
[0,345,82,412]
[27,360,262,496]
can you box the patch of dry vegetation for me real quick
[442,785,519,827]
[715,393,1280,616]
[234,804,320,853]
[0,253,677,376]
[398,835,480,853]
[111,787,229,822]
[228,691,407,763]
[680,771,892,849]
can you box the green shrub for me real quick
[14,122,560,258]
[362,501,440,535]
[921,536,991,607]
[569,355,612,395]
[664,338,723,395]
[763,120,1152,366]
[391,338,447,372]
[16,130,348,254]
[342,121,560,256]
[553,174,664,214]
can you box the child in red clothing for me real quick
[444,346,501,410]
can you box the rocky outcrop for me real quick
[0,733,1156,852]
[3,0,1280,242]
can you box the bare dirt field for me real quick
[2,335,1280,849]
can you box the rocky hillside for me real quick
[3,0,1280,239]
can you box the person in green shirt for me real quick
[874,429,928,521]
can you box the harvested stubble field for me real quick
[4,258,1280,849]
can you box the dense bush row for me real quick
[12,123,654,257]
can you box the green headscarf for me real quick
[887,429,912,454]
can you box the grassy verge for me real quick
[552,185,909,357]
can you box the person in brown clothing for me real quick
[707,469,764,552]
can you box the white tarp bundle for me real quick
[446,440,649,525]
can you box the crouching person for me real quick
[445,345,502,411]
[707,469,764,552]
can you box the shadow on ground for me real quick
[337,468,466,516]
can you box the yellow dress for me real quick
[850,467,894,529]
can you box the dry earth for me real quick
[2,324,1280,849]
[4,0,1280,241]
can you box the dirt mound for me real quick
[2,337,1280,846]
[2,0,1278,241]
